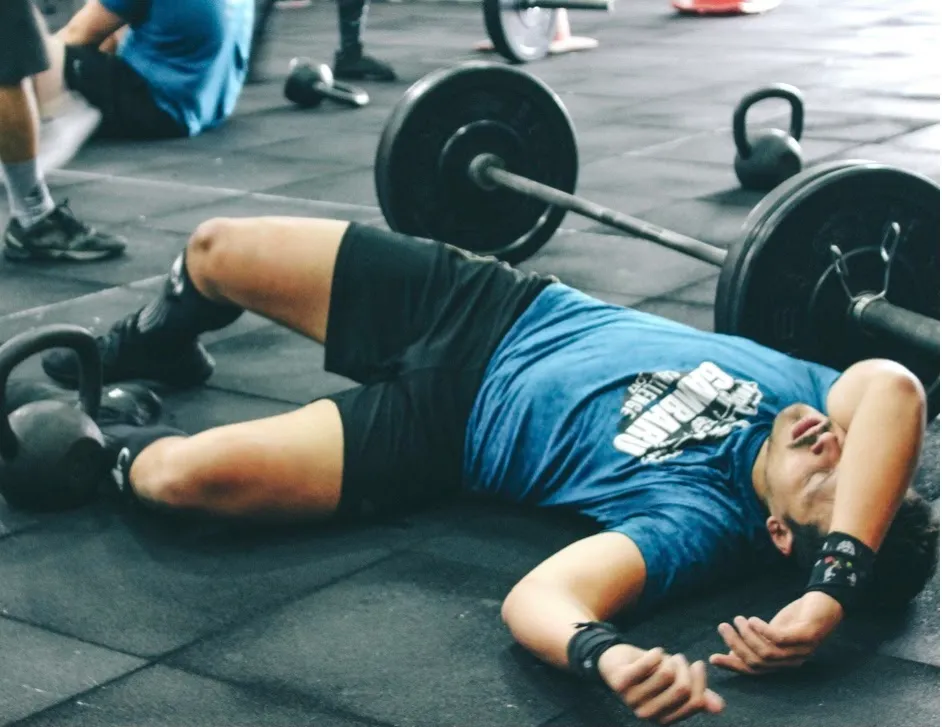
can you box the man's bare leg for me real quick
[127,399,345,519]
[96,217,354,519]
[184,216,350,343]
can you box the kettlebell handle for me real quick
[0,324,102,460]
[317,78,370,108]
[732,83,805,160]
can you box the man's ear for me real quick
[766,516,794,557]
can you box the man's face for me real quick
[763,403,846,536]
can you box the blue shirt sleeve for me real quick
[609,507,745,612]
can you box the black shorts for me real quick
[323,224,555,519]
[64,45,187,140]
[0,1,49,85]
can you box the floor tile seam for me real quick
[0,611,149,662]
[0,275,165,325]
[148,549,404,665]
[156,666,403,727]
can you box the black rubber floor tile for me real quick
[122,151,343,194]
[0,500,39,538]
[0,267,106,317]
[250,131,384,170]
[144,193,378,235]
[574,124,691,165]
[41,177,241,227]
[558,189,668,232]
[631,198,755,248]
[0,508,395,657]
[838,143,940,182]
[519,229,714,302]
[871,559,940,667]
[260,167,377,207]
[637,128,854,170]
[892,123,941,151]
[913,420,940,502]
[633,277,720,334]
[14,664,372,727]
[0,617,144,726]
[579,156,734,202]
[204,325,354,404]
[803,113,929,143]
[65,137,201,177]
[170,551,582,727]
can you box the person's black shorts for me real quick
[323,224,556,519]
[64,45,187,140]
[0,1,49,85]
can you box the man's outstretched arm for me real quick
[502,532,724,725]
[712,359,927,675]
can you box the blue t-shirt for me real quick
[103,0,254,136]
[464,284,841,610]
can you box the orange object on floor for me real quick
[672,0,780,15]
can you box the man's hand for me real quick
[599,644,726,725]
[709,591,844,675]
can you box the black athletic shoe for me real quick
[4,200,127,262]
[41,312,215,389]
[333,50,397,82]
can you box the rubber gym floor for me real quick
[1,0,939,725]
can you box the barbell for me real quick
[483,0,612,64]
[374,61,940,417]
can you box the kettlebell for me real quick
[284,57,370,109]
[0,325,104,512]
[732,84,805,192]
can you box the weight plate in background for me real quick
[375,62,579,264]
[483,0,557,64]
[716,162,940,419]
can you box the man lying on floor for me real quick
[40,218,940,725]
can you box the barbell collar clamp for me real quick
[851,293,941,356]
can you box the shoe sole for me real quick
[44,353,216,390]
[4,234,123,262]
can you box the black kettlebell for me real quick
[732,84,805,192]
[284,57,370,109]
[0,325,104,512]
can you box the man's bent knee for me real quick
[186,217,240,300]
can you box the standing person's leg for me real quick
[0,0,126,262]
[332,0,397,82]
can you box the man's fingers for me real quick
[657,660,711,725]
[718,621,764,670]
[635,654,693,721]
[623,654,678,709]
[608,647,665,693]
[709,651,757,675]
[734,616,791,662]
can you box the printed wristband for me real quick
[804,531,875,611]
[567,621,628,682]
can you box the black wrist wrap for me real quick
[804,531,876,611]
[566,621,628,682]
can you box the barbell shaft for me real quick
[469,153,941,356]
[471,155,728,267]
[513,0,612,9]
[852,295,941,356]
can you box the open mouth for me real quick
[790,414,826,445]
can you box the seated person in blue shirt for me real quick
[39,218,939,725]
[41,0,254,139]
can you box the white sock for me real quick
[1,158,55,228]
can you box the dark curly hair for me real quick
[787,488,940,613]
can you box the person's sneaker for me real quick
[4,200,127,262]
[41,312,216,389]
[333,50,397,82]
[38,93,102,174]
